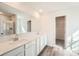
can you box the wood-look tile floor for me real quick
[39,39,78,56]
[39,40,65,56]
[39,46,54,56]
[56,39,64,48]
[39,46,78,56]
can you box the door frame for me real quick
[55,16,66,48]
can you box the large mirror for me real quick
[0,12,16,36]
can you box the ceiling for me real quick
[1,2,79,15]
[20,2,79,13]
[0,2,32,18]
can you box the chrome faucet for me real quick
[13,34,18,41]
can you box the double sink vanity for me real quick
[0,33,48,56]
[0,12,48,56]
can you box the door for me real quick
[56,16,65,48]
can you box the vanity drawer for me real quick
[3,46,24,56]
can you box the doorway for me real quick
[56,16,65,48]
[27,20,31,32]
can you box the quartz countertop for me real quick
[0,33,41,55]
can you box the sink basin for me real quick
[8,38,26,44]
[8,38,19,44]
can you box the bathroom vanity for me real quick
[0,33,48,56]
[0,12,48,56]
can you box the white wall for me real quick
[47,7,79,47]
[45,13,56,47]
[31,16,41,32]
[30,12,49,33]
[32,12,56,47]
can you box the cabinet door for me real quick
[25,47,34,56]
[36,37,40,55]
[3,46,24,56]
[40,36,45,52]
[25,40,36,56]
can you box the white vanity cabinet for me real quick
[25,40,37,56]
[39,36,45,52]
[24,35,47,56]
[2,46,24,56]
[1,34,48,56]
